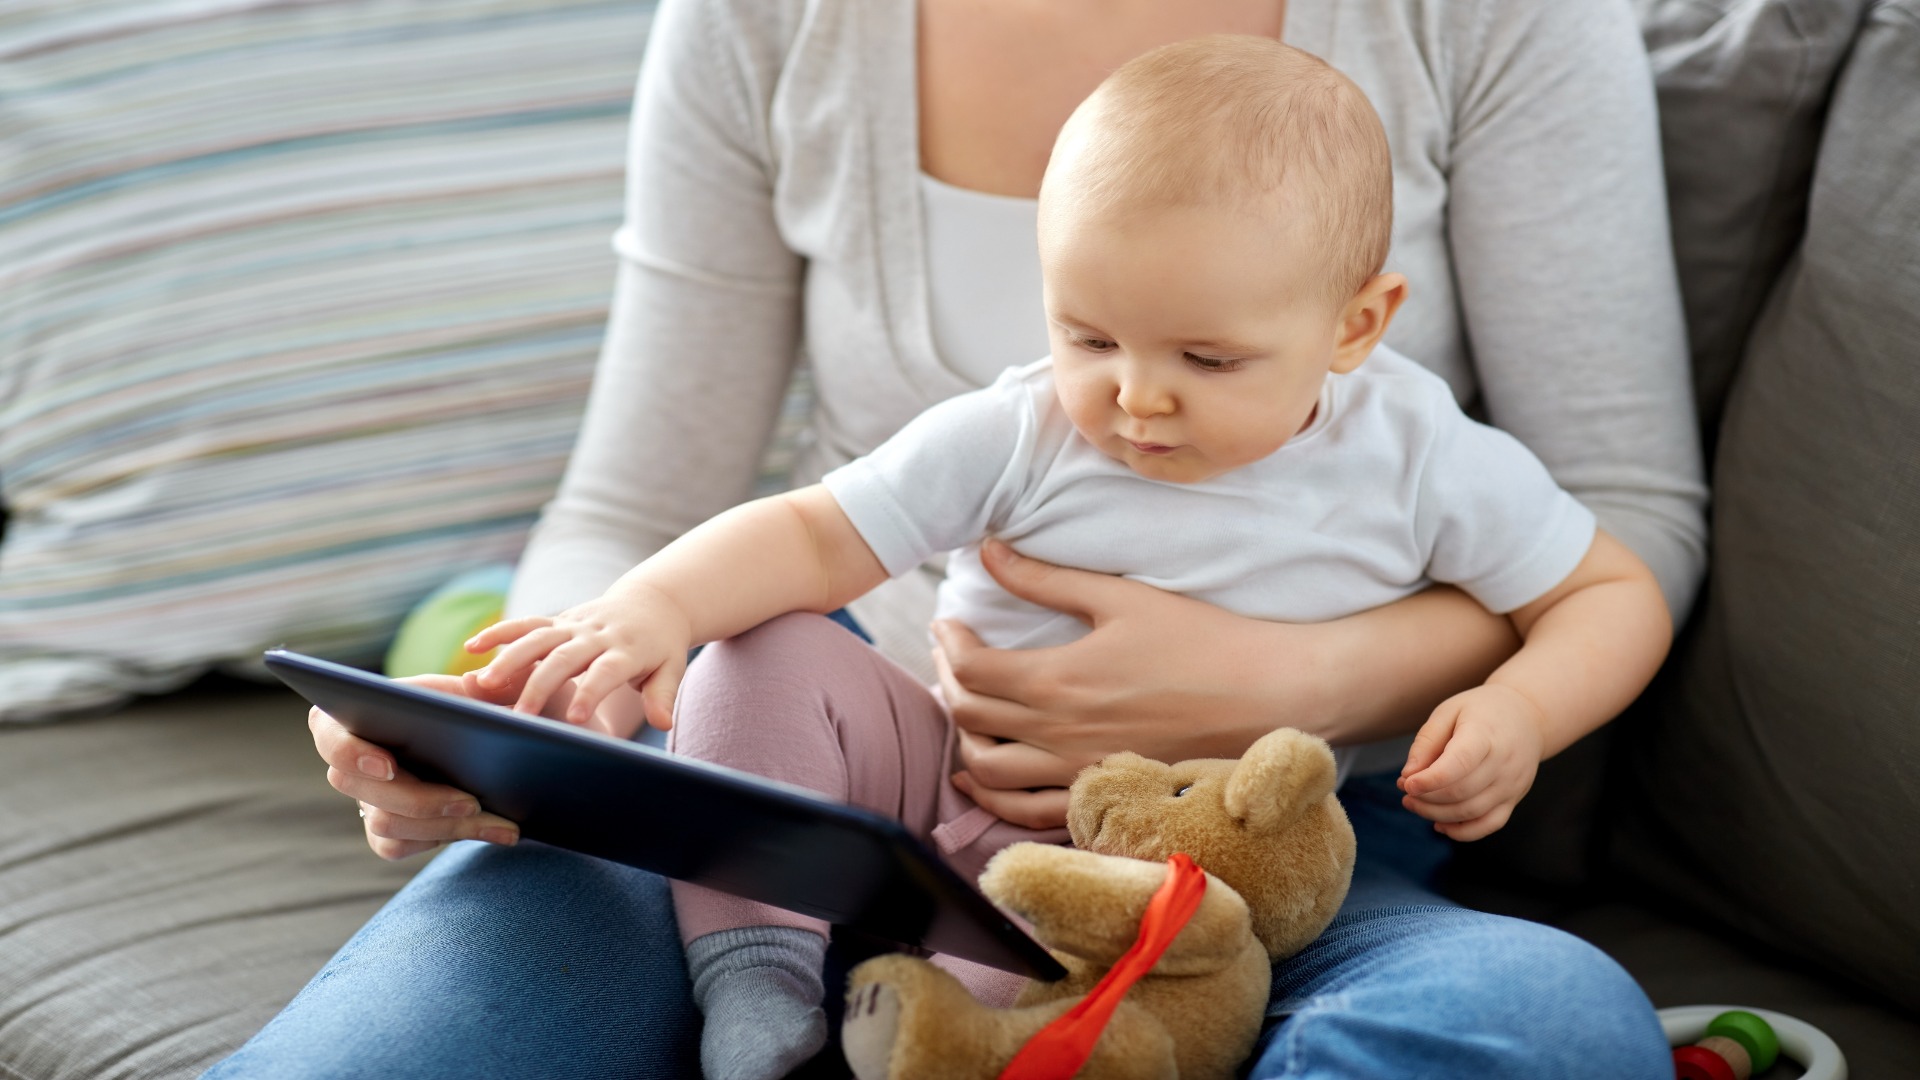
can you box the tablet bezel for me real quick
[263,648,1064,980]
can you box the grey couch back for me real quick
[1616,0,1920,1013]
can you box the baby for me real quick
[468,35,1670,1080]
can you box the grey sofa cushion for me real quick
[1615,0,1920,1013]
[0,680,418,1080]
[1636,0,1870,448]
[1456,0,1872,892]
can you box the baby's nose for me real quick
[1115,378,1174,417]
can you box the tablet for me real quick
[263,648,1065,980]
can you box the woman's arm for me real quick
[1445,0,1709,621]
[940,540,1518,827]
[324,0,808,857]
[506,0,806,629]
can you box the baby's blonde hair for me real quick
[1042,35,1393,308]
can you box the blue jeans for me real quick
[203,771,1668,1079]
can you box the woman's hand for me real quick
[939,539,1520,826]
[310,669,647,860]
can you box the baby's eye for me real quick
[1185,353,1243,372]
[1073,335,1116,353]
[1173,783,1193,798]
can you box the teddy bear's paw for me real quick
[841,981,903,1080]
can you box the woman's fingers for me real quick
[365,834,442,862]
[929,618,1039,704]
[307,677,523,859]
[356,800,520,847]
[976,538,1110,626]
[954,730,1079,790]
[325,764,474,817]
[950,772,1071,831]
[309,707,395,781]
[931,634,1055,742]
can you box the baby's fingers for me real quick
[1405,786,1505,825]
[1434,803,1515,842]
[465,616,551,654]
[510,641,598,718]
[566,651,656,727]
[639,651,688,732]
[1401,724,1492,799]
[1402,707,1458,780]
[471,624,573,693]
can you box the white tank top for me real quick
[918,171,1050,385]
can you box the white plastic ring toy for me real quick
[1659,1004,1846,1080]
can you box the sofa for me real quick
[2,1,1915,1077]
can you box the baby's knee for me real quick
[686,612,860,687]
[670,612,873,756]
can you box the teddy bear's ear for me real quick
[1223,728,1338,831]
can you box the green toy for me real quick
[1660,1005,1844,1080]
[384,564,514,678]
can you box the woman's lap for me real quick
[201,839,701,1080]
[205,656,1667,1080]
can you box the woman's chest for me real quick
[915,0,1288,198]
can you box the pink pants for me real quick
[667,612,1069,1003]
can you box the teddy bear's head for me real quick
[1066,727,1355,958]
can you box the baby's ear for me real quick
[1223,728,1338,832]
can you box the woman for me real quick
[213,0,1704,1076]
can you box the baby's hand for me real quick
[463,588,692,733]
[1398,684,1546,841]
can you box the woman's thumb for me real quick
[979,538,1100,624]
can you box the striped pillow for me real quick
[0,1,656,720]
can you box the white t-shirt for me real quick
[824,347,1596,654]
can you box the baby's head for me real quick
[1038,36,1405,483]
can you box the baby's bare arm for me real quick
[1488,528,1671,758]
[471,485,887,724]
[620,483,888,645]
[1398,529,1669,839]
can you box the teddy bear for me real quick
[840,726,1357,1080]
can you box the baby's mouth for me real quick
[1125,439,1176,456]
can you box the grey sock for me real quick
[686,926,830,1080]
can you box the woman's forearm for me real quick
[936,546,1526,778]
[1243,585,1519,752]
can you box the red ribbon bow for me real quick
[997,852,1209,1080]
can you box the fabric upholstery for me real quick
[1460,0,1872,890]
[0,680,419,1079]
[0,1,653,720]
[1615,0,1920,1012]
[1445,875,1920,1080]
[1635,0,1871,449]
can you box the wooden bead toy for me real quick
[1659,1004,1844,1080]
[1672,1010,1778,1080]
